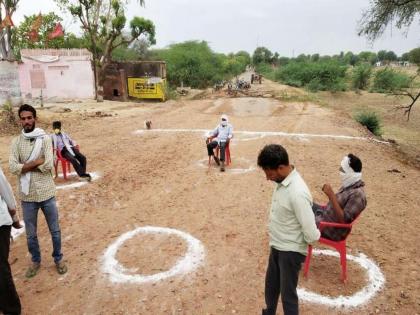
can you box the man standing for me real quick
[52,121,91,181]
[0,165,22,315]
[9,104,67,278]
[257,144,320,315]
[206,114,233,172]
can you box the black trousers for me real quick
[61,147,87,177]
[0,225,21,315]
[207,141,227,161]
[263,248,306,315]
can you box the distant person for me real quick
[206,114,233,172]
[9,104,67,278]
[312,153,367,241]
[52,121,91,181]
[0,165,22,315]
[258,144,320,315]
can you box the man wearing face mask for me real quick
[206,114,233,172]
[312,153,367,241]
[51,121,91,181]
[258,144,320,315]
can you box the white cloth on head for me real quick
[340,155,362,188]
[20,128,47,195]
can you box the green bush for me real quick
[255,63,276,81]
[154,41,248,88]
[355,112,382,136]
[371,68,411,93]
[274,61,348,91]
[351,63,372,90]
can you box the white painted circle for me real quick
[56,171,101,190]
[101,226,205,284]
[298,249,385,308]
[196,158,256,174]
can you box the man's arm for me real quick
[0,167,17,210]
[37,136,54,173]
[292,193,320,244]
[9,138,44,175]
[322,184,345,223]
[207,126,219,140]
[227,125,233,140]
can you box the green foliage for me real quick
[351,63,372,90]
[358,0,420,41]
[358,51,377,65]
[255,63,276,81]
[408,47,420,65]
[371,68,411,93]
[155,41,248,88]
[252,47,273,64]
[355,111,382,136]
[275,61,348,92]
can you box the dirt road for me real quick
[1,80,419,314]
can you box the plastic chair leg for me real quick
[339,247,347,282]
[61,160,67,180]
[303,245,312,278]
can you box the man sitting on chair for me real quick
[51,121,91,181]
[206,114,233,172]
[313,153,366,241]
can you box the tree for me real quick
[408,47,420,65]
[358,51,377,64]
[252,46,273,64]
[55,0,156,100]
[12,12,86,59]
[377,50,387,61]
[351,63,372,90]
[0,0,19,60]
[385,50,398,61]
[372,67,419,120]
[358,0,420,41]
[394,74,420,120]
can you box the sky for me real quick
[12,0,420,57]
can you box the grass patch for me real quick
[354,111,382,136]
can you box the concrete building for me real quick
[18,49,95,102]
[0,60,21,105]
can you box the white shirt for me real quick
[209,123,233,142]
[268,168,320,255]
[0,166,16,227]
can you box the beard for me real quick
[23,124,35,133]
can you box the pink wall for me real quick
[19,49,95,101]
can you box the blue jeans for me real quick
[21,197,63,264]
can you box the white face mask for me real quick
[340,156,362,188]
[221,120,227,126]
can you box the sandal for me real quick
[56,261,68,275]
[25,262,40,278]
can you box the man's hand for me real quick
[34,158,45,166]
[322,184,335,199]
[22,158,45,173]
[9,209,23,229]
[12,221,23,229]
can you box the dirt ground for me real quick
[0,78,419,315]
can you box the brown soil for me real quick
[0,78,419,315]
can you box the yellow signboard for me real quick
[127,77,166,101]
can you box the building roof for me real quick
[20,49,92,57]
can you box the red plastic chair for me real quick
[54,145,79,180]
[207,139,232,166]
[303,213,362,283]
